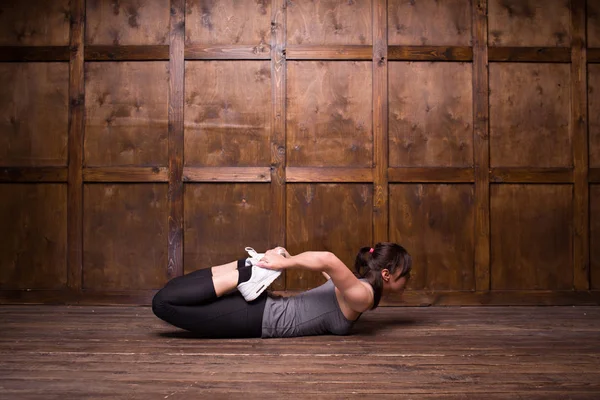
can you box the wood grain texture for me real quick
[389,62,473,167]
[593,186,600,289]
[388,0,471,46]
[183,184,272,272]
[473,0,490,292]
[84,62,169,167]
[0,167,68,183]
[589,48,600,62]
[286,184,372,290]
[85,45,169,60]
[67,0,85,292]
[591,168,600,183]
[286,167,373,182]
[85,0,170,45]
[0,63,69,167]
[488,0,571,47]
[185,44,270,59]
[389,184,475,291]
[83,184,168,290]
[0,0,70,45]
[287,61,372,167]
[286,0,371,45]
[490,184,573,290]
[184,61,271,167]
[571,0,589,290]
[183,167,271,182]
[589,0,600,48]
[489,63,571,167]
[168,0,185,281]
[0,46,70,61]
[185,0,270,46]
[388,46,472,61]
[388,167,474,183]
[490,168,573,183]
[286,45,372,60]
[0,184,67,289]
[488,46,571,62]
[83,166,169,182]
[591,64,600,168]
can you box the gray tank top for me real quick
[261,279,362,338]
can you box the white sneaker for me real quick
[237,265,281,302]
[244,247,264,266]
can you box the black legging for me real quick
[152,267,267,338]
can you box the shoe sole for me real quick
[243,271,281,302]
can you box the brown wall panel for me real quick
[0,0,70,46]
[592,185,600,289]
[589,0,600,48]
[0,63,68,167]
[86,0,170,45]
[388,0,471,46]
[287,0,371,45]
[83,184,168,290]
[184,183,272,272]
[491,184,573,290]
[389,184,475,291]
[185,0,271,45]
[0,184,67,289]
[84,62,169,167]
[490,63,571,168]
[389,61,473,167]
[184,61,271,167]
[590,64,600,168]
[488,0,571,47]
[286,184,373,290]
[287,61,372,167]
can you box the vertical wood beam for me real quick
[167,0,185,279]
[473,0,491,291]
[67,0,85,291]
[572,0,589,290]
[373,0,389,245]
[270,0,287,290]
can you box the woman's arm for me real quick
[258,251,373,312]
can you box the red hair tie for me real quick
[369,248,374,253]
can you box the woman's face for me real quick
[382,268,409,296]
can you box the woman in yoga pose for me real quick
[152,242,412,338]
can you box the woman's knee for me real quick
[152,289,173,320]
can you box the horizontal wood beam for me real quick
[490,168,574,183]
[0,46,70,61]
[183,167,271,182]
[489,47,571,62]
[286,45,372,60]
[286,167,373,182]
[2,289,599,306]
[85,45,169,61]
[388,46,472,61]
[83,167,169,182]
[185,45,271,60]
[388,167,475,183]
[590,168,600,183]
[0,167,68,182]
[588,48,600,63]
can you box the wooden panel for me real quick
[591,64,600,168]
[84,62,169,167]
[185,45,270,59]
[590,49,600,63]
[183,184,272,272]
[389,62,473,167]
[389,184,475,291]
[83,184,168,290]
[286,184,372,290]
[388,46,472,61]
[490,168,573,183]
[287,61,372,167]
[0,0,70,45]
[488,0,571,47]
[83,167,169,182]
[286,45,372,60]
[0,184,67,289]
[488,47,571,62]
[0,63,68,167]
[388,0,471,46]
[489,63,571,167]
[183,167,270,182]
[85,45,169,60]
[286,0,371,45]
[184,61,271,167]
[0,167,68,183]
[0,46,70,61]
[185,0,271,46]
[388,167,474,183]
[589,0,600,48]
[592,186,600,289]
[490,185,573,290]
[85,0,170,45]
[286,167,373,182]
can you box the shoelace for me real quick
[244,247,262,262]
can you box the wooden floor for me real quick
[1,306,600,399]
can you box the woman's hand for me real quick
[257,249,291,270]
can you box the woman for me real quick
[152,242,412,338]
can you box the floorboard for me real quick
[1,306,599,399]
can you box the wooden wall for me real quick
[1,0,599,306]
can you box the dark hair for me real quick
[354,242,412,309]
